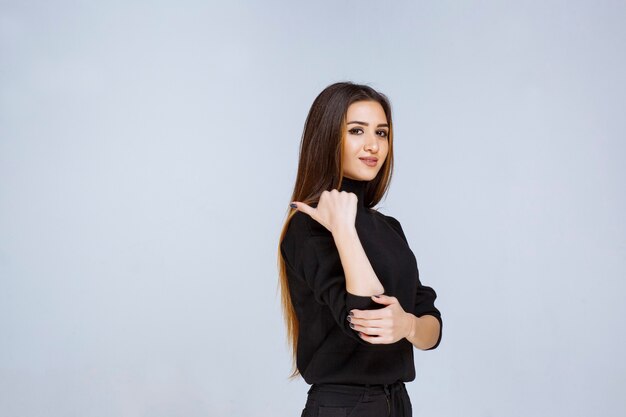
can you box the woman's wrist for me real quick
[405,313,418,340]
[405,314,441,349]
[331,223,358,239]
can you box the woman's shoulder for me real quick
[281,211,331,268]
[370,208,403,227]
[283,210,329,242]
[370,209,407,243]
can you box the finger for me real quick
[350,323,384,336]
[358,332,384,344]
[350,309,386,320]
[351,306,395,319]
[349,317,384,329]
[290,201,316,218]
[371,294,398,306]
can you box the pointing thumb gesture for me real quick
[290,201,315,218]
[290,189,358,234]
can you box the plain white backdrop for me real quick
[1,1,625,416]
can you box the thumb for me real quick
[371,294,396,306]
[290,201,316,218]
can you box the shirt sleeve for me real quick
[384,215,443,350]
[281,213,380,343]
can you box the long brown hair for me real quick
[277,81,395,377]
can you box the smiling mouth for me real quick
[359,157,378,167]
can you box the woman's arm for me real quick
[292,189,384,296]
[348,295,441,350]
[405,313,441,350]
[332,223,385,296]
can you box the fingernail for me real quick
[349,323,355,329]
[348,311,354,317]
[290,203,297,209]
[346,316,352,323]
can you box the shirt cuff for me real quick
[346,293,385,311]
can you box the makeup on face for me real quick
[342,101,389,181]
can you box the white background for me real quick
[1,1,625,416]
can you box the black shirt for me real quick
[280,177,442,385]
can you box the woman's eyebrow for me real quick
[347,121,389,128]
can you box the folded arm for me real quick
[348,294,441,349]
[292,190,385,297]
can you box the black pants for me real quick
[301,381,412,417]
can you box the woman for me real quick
[278,82,442,417]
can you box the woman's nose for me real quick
[364,135,379,152]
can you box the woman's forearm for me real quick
[405,314,441,350]
[332,225,385,296]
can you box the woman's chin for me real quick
[343,170,380,182]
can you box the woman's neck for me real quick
[338,177,367,207]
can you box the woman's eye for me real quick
[349,128,363,135]
[377,130,389,138]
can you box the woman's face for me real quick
[342,100,390,181]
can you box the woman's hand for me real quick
[291,190,358,234]
[348,295,414,344]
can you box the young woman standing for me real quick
[278,82,442,417]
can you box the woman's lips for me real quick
[359,157,378,167]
